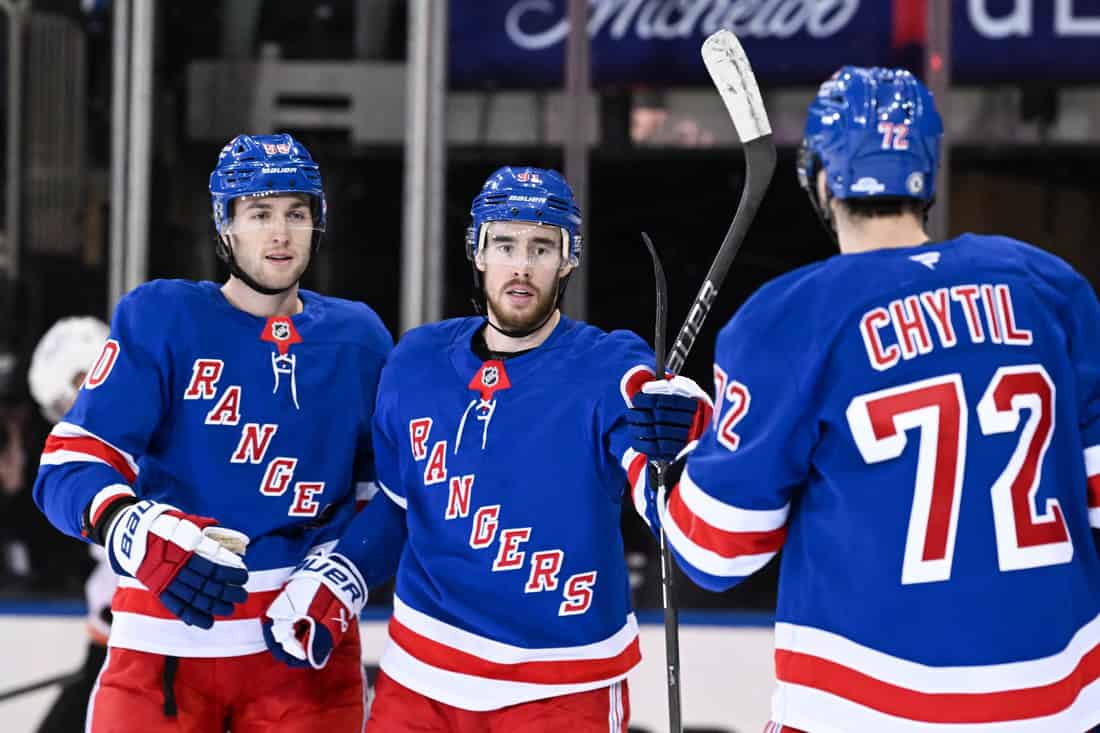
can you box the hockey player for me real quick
[630,67,1100,731]
[262,166,709,731]
[27,316,117,733]
[33,133,392,732]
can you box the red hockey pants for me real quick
[87,626,364,732]
[366,669,629,732]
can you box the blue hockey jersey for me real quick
[334,315,656,710]
[35,280,391,657]
[667,234,1100,731]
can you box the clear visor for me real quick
[224,194,323,236]
[476,222,567,271]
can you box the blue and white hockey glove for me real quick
[103,499,250,629]
[627,375,713,462]
[263,551,367,670]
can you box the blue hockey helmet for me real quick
[797,66,943,225]
[466,166,582,267]
[208,133,325,294]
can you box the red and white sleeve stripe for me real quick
[620,448,649,523]
[661,466,788,579]
[40,421,140,484]
[1085,446,1100,529]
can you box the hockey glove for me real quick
[263,551,367,670]
[104,499,250,629]
[627,375,713,462]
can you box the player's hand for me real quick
[105,500,250,629]
[627,375,713,462]
[263,551,367,670]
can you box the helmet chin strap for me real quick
[480,273,570,340]
[219,235,299,296]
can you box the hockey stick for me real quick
[640,231,683,732]
[0,670,81,703]
[668,29,776,375]
[643,29,776,733]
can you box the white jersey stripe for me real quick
[379,639,631,711]
[109,612,268,657]
[393,595,637,663]
[50,421,140,475]
[679,466,789,532]
[772,677,1100,733]
[775,614,1100,694]
[1084,445,1100,476]
[661,498,778,578]
[379,480,407,510]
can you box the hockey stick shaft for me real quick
[641,231,682,733]
[0,670,80,703]
[643,31,775,733]
[666,29,777,377]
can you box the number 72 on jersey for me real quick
[846,365,1073,585]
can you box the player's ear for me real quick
[558,260,575,277]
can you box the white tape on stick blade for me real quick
[701,29,772,143]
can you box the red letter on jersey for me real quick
[860,308,900,371]
[184,359,224,399]
[260,457,298,496]
[890,295,933,359]
[205,386,242,425]
[559,571,598,616]
[492,528,532,571]
[996,284,1033,345]
[409,418,432,461]
[525,550,564,592]
[289,481,325,517]
[981,285,1003,343]
[424,441,447,485]
[231,423,278,464]
[446,475,474,519]
[919,288,957,348]
[469,505,500,549]
[950,285,985,343]
[84,340,120,389]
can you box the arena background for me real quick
[2,1,1100,731]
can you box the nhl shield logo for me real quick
[272,321,291,341]
[468,359,511,401]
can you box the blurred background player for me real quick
[33,133,392,732]
[26,316,114,733]
[262,166,709,732]
[631,66,1100,731]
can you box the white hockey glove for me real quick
[103,498,250,628]
[263,551,367,670]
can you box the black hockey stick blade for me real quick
[665,30,777,376]
[641,231,683,733]
[641,232,668,378]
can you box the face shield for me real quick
[474,221,569,273]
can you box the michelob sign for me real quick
[449,0,1100,87]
